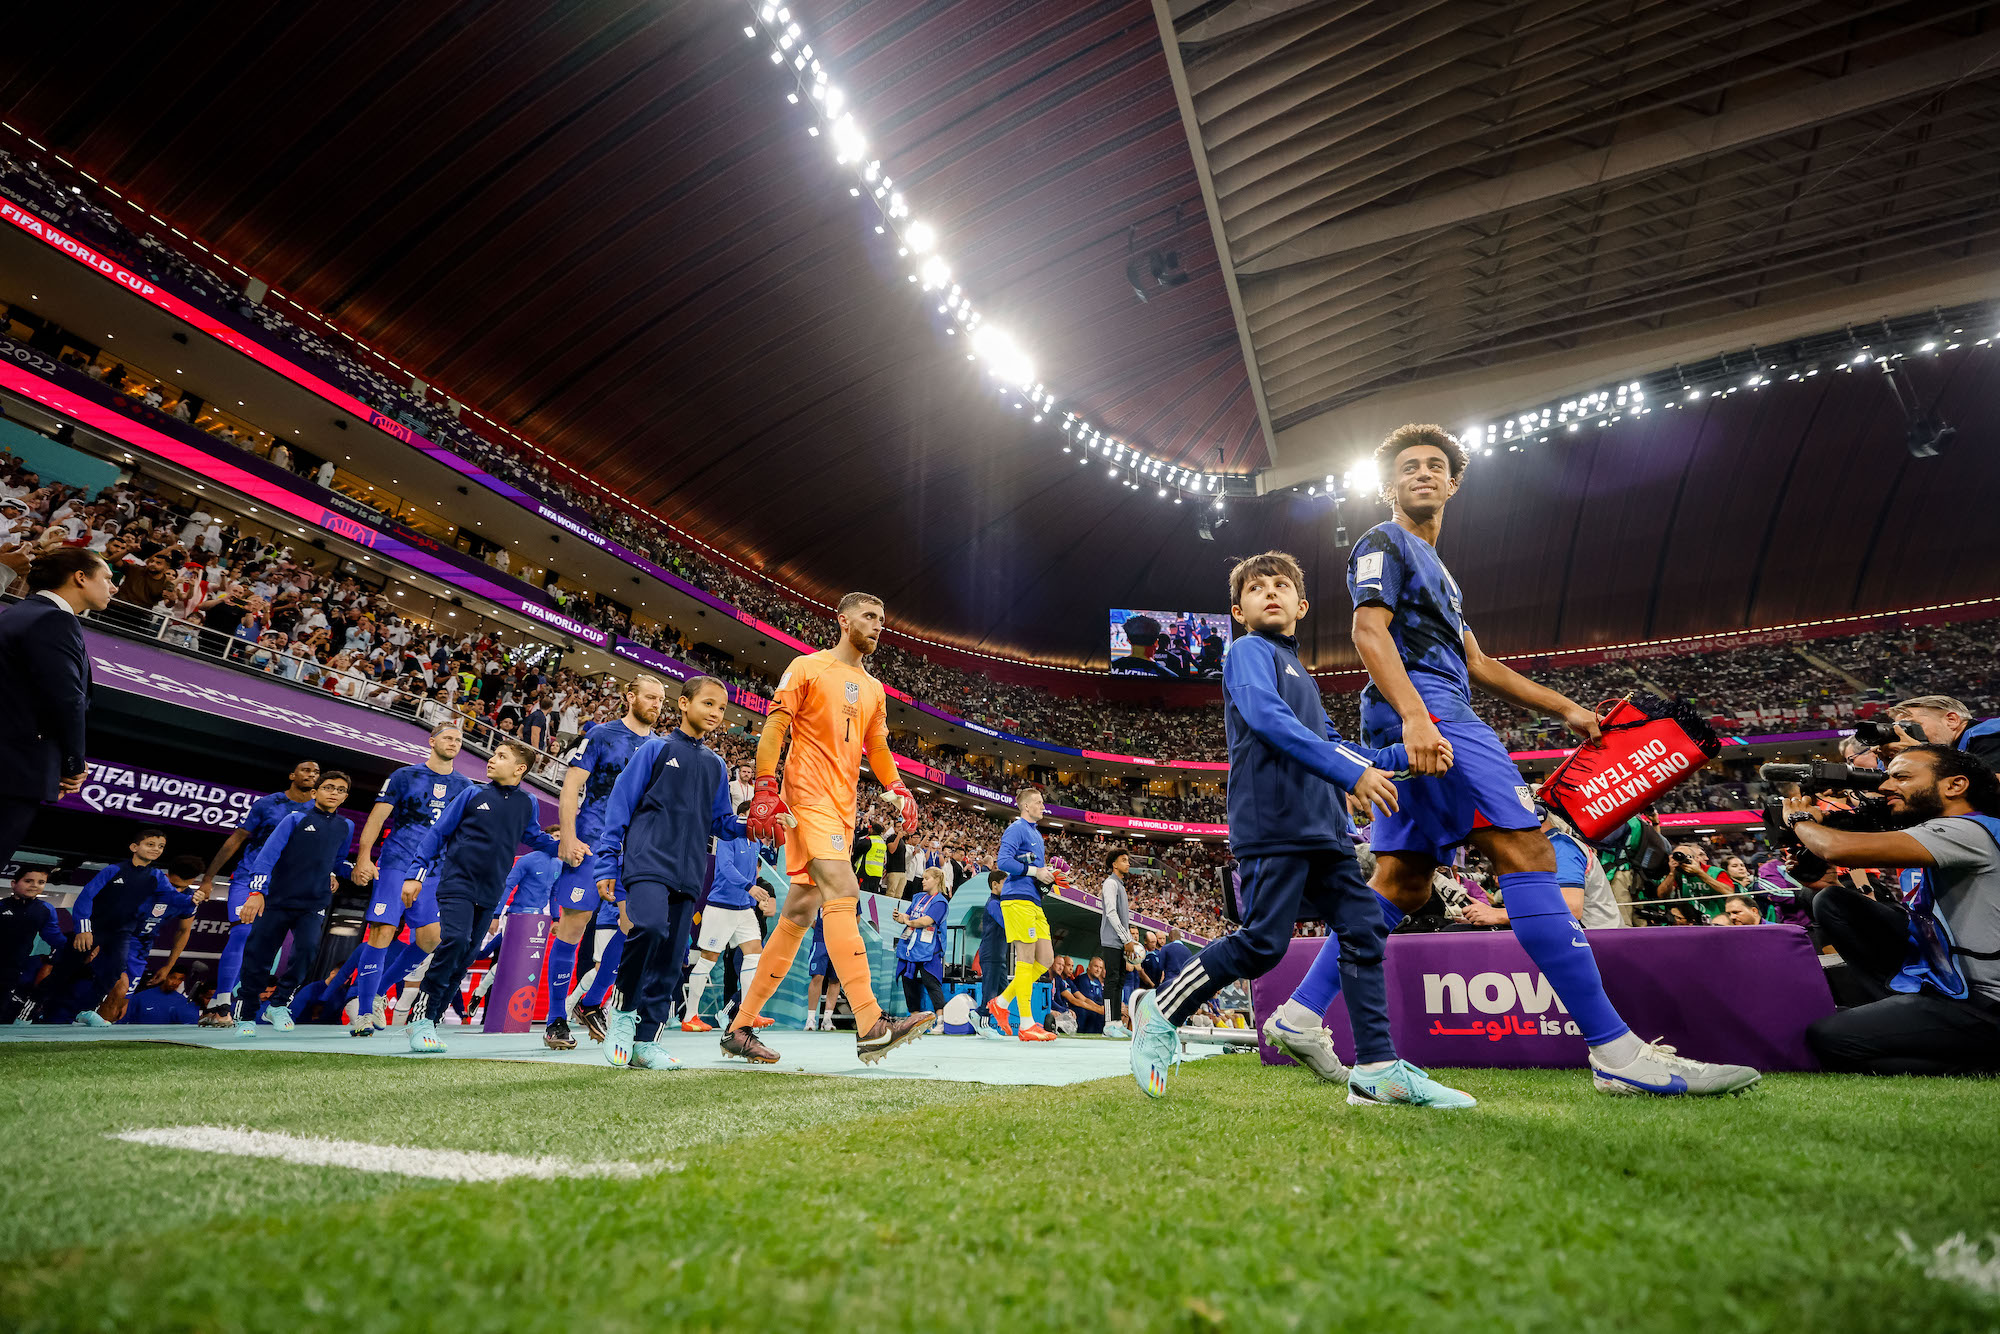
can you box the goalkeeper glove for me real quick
[745,776,792,844]
[888,781,919,831]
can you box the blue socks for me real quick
[213,921,250,1001]
[544,936,580,1019]
[380,939,429,994]
[1376,892,1405,932]
[1497,871,1629,1047]
[350,942,386,1019]
[580,932,625,1008]
[1287,892,1403,1015]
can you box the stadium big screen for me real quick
[1107,608,1231,679]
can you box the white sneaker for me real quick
[1591,1039,1760,1097]
[1103,1021,1132,1039]
[370,993,390,1030]
[1260,1012,1349,1083]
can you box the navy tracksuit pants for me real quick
[235,904,325,1013]
[615,880,698,1034]
[1155,849,1393,1060]
[416,887,498,1024]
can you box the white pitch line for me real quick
[110,1126,678,1183]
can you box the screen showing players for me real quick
[1107,608,1230,679]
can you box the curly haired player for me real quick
[1348,424,1756,1098]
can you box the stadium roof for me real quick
[4,2,1999,667]
[1158,0,2000,487]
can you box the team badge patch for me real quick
[1515,784,1537,813]
[832,833,846,850]
[1355,551,1384,584]
[845,681,860,704]
[433,783,448,798]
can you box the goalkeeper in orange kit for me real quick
[721,592,937,1065]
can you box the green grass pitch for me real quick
[3,1044,1998,1333]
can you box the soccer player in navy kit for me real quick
[232,773,355,1033]
[1351,425,1757,1097]
[348,721,474,1036]
[115,856,205,1018]
[194,759,318,1025]
[404,741,565,1054]
[1130,554,1472,1107]
[593,677,745,1069]
[545,676,665,1049]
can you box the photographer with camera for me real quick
[1850,695,2000,772]
[1782,745,2000,1075]
[1658,842,1737,921]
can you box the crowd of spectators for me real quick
[11,150,2000,780]
[7,151,2000,863]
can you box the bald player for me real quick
[721,592,936,1065]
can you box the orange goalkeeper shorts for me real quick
[785,802,854,882]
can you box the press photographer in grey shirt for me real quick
[1785,745,2000,1076]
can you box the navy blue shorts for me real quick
[364,852,437,928]
[1365,715,1538,864]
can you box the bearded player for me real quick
[723,592,935,1065]
[1350,424,1757,1097]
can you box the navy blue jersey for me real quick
[122,988,199,1024]
[238,792,313,869]
[1349,521,1476,733]
[568,720,650,844]
[375,763,475,860]
[997,820,1047,902]
[134,887,196,944]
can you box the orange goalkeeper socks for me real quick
[820,898,882,1033]
[731,916,806,1031]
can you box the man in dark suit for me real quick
[0,548,111,866]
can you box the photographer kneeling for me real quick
[1783,745,2000,1076]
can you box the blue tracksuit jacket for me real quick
[410,780,558,904]
[1222,629,1406,858]
[247,809,355,909]
[594,729,744,892]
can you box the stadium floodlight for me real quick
[971,325,1035,388]
[830,115,866,163]
[919,255,950,290]
[906,220,936,253]
[823,85,846,117]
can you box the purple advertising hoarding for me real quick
[53,758,260,831]
[86,624,438,764]
[1249,925,1835,1072]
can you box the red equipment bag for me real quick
[1539,694,1722,841]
